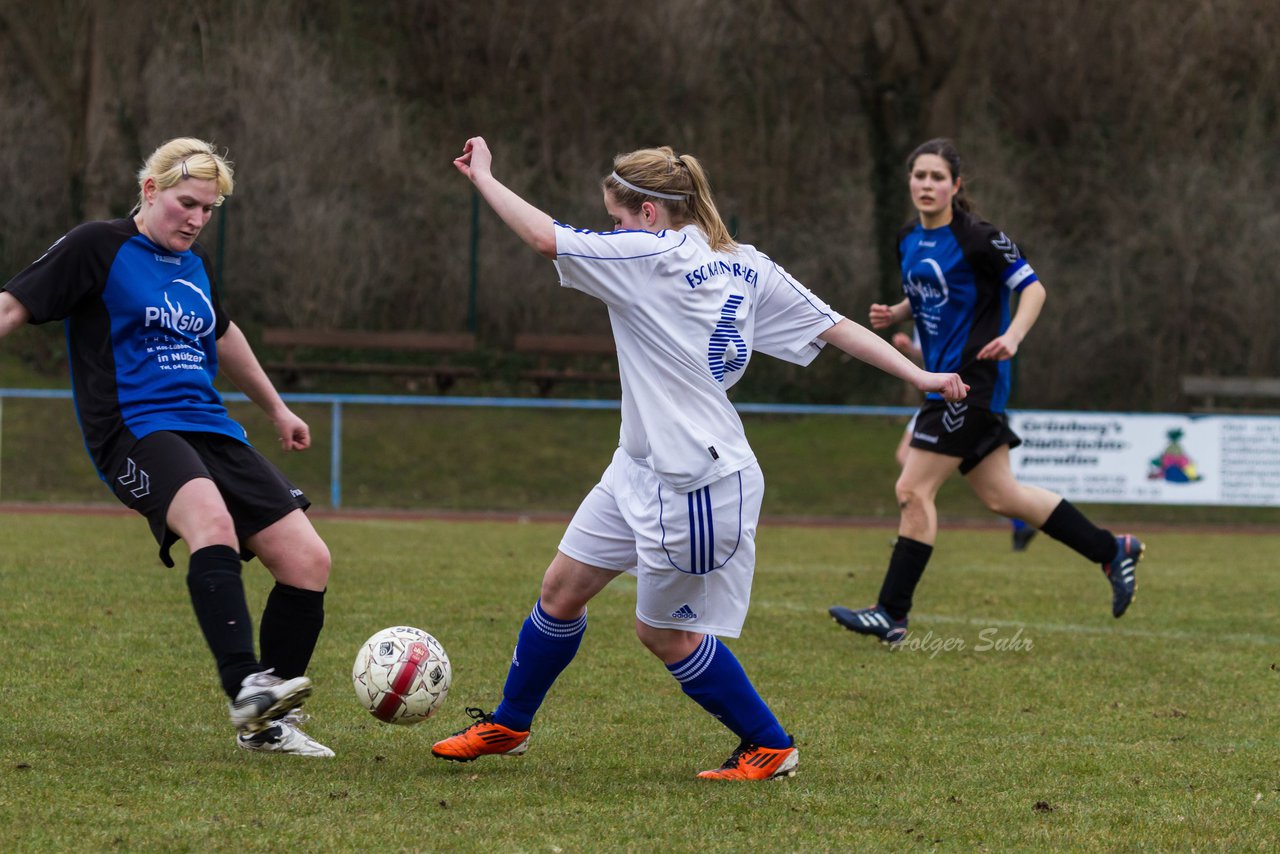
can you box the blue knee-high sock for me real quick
[492,600,586,732]
[666,635,789,749]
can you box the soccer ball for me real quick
[352,626,452,724]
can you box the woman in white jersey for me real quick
[431,136,967,781]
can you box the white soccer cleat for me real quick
[228,669,313,734]
[237,710,334,758]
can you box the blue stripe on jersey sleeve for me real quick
[764,256,841,325]
[553,221,688,261]
[1003,259,1039,292]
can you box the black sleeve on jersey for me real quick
[951,208,1028,284]
[2,222,123,324]
[894,221,916,272]
[192,242,232,339]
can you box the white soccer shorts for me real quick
[558,447,763,638]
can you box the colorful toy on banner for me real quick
[1149,429,1202,483]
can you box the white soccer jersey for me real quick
[554,222,843,492]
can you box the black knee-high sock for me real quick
[1039,500,1117,563]
[187,545,259,698]
[877,536,934,621]
[259,583,326,679]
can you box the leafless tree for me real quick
[2,0,1278,407]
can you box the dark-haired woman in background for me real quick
[829,138,1143,645]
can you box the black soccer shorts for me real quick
[107,430,310,567]
[908,399,1022,475]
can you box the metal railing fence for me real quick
[0,388,912,509]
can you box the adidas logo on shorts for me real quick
[671,604,698,621]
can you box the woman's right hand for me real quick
[454,136,493,182]
[0,292,32,339]
[868,302,896,330]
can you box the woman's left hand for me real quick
[920,371,969,402]
[976,331,1021,361]
[275,410,311,451]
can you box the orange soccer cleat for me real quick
[697,738,799,781]
[431,707,530,762]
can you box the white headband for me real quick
[610,171,687,201]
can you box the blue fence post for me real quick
[330,400,343,508]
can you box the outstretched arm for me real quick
[976,281,1045,360]
[0,292,31,339]
[217,322,310,451]
[819,319,968,401]
[455,137,557,259]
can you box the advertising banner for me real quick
[1008,411,1280,506]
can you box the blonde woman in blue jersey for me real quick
[431,136,967,780]
[1,138,332,757]
[829,138,1143,646]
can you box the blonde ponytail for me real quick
[604,147,736,251]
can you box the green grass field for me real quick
[1,513,1277,851]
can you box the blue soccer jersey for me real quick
[896,207,1038,411]
[3,218,244,483]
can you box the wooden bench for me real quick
[1181,375,1280,411]
[513,333,619,396]
[261,328,478,392]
